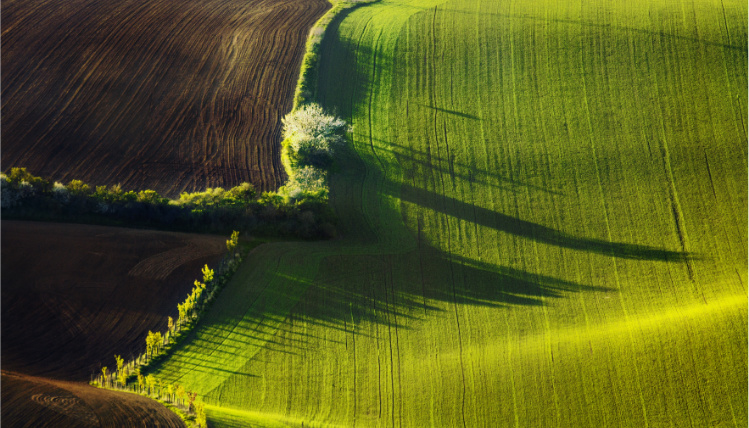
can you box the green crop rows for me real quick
[150,0,747,426]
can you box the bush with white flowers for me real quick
[52,181,70,203]
[280,103,349,200]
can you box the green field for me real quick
[151,0,748,426]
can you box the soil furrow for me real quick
[2,0,329,196]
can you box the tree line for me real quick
[1,167,336,239]
[2,103,348,239]
[94,231,243,427]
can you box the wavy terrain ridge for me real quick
[151,0,747,426]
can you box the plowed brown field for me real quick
[1,220,226,427]
[2,372,184,427]
[1,0,329,196]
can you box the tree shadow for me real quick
[396,182,693,262]
[146,233,611,389]
[282,243,613,335]
[383,137,565,196]
[400,3,745,52]
[418,103,481,121]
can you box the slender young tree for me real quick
[202,264,214,284]
[114,355,124,387]
[187,391,198,413]
[177,303,187,327]
[118,367,127,388]
[195,402,207,427]
[226,230,239,253]
[146,330,161,360]
[176,384,186,408]
[146,374,156,396]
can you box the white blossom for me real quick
[282,103,348,145]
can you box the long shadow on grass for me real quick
[385,138,565,196]
[395,183,693,261]
[280,244,613,334]
[402,4,745,52]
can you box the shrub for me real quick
[1,175,19,208]
[280,103,348,198]
[52,181,69,203]
[67,179,91,195]
[282,103,348,145]
[283,166,328,201]
[224,182,256,204]
[134,190,164,204]
[6,167,49,190]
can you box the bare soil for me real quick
[1,0,329,196]
[1,220,225,380]
[1,220,226,427]
[2,371,185,427]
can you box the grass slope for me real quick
[151,0,747,426]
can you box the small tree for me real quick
[177,303,187,326]
[145,330,163,360]
[175,384,186,407]
[146,374,156,396]
[195,401,207,427]
[137,372,145,393]
[282,103,348,144]
[187,391,198,413]
[226,182,256,202]
[154,331,163,354]
[168,316,174,332]
[118,367,127,388]
[202,264,214,284]
[282,103,348,170]
[146,331,155,360]
[114,355,124,387]
[101,367,108,387]
[67,179,91,196]
[226,230,240,253]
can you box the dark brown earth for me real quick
[1,220,227,427]
[2,372,185,427]
[1,0,329,197]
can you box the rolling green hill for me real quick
[151,0,747,426]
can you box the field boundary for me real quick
[89,382,197,427]
[293,0,378,110]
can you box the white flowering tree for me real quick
[282,103,348,143]
[281,103,349,200]
[282,103,348,170]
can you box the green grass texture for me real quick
[150,0,747,426]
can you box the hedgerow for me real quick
[93,233,245,428]
[1,167,336,239]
